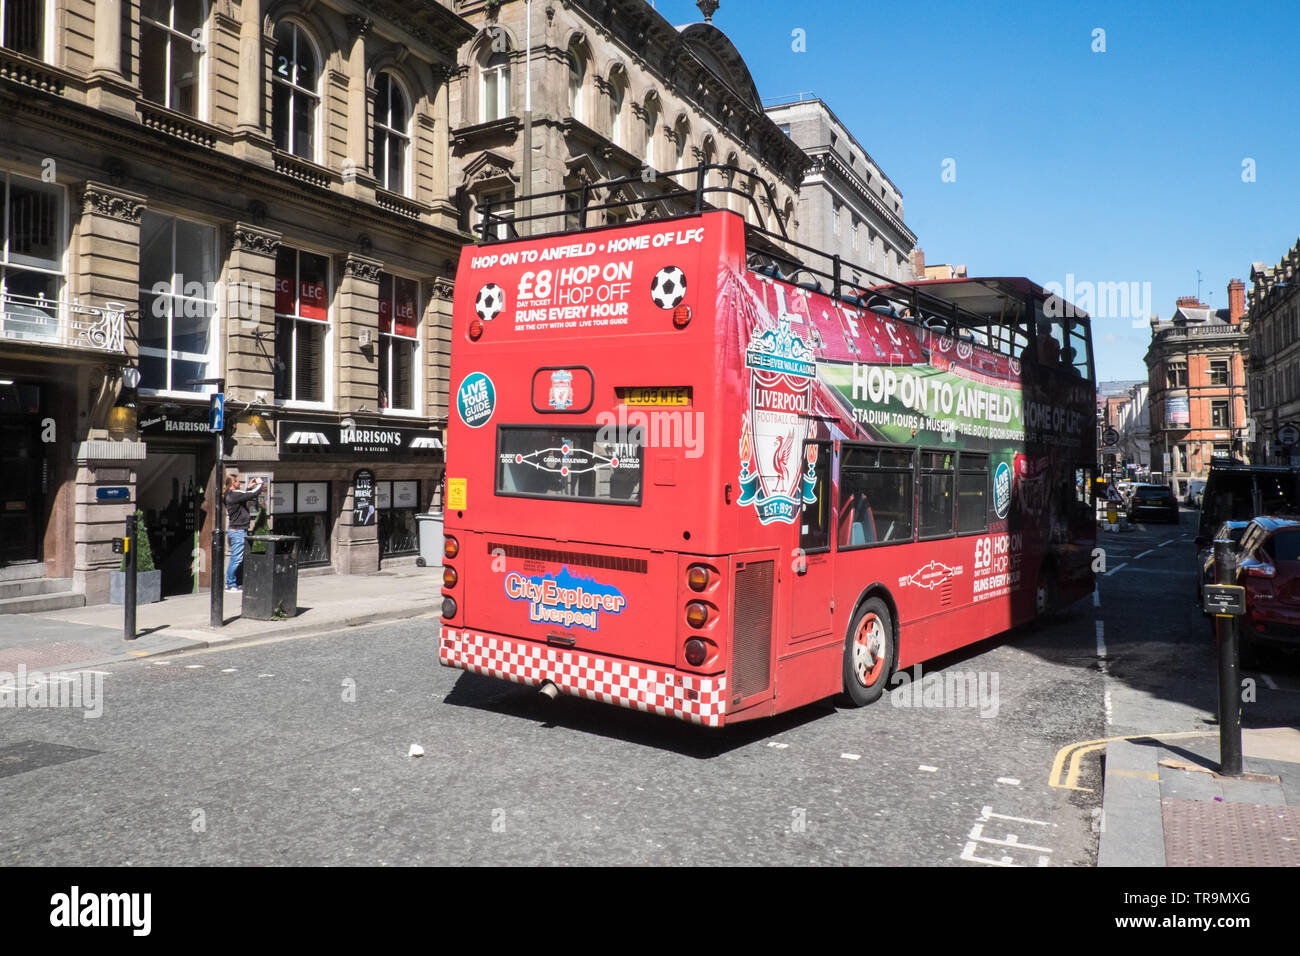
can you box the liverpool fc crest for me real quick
[737,320,818,524]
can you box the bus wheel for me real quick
[841,598,895,707]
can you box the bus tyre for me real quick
[841,598,895,707]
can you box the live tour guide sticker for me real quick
[505,566,628,631]
[457,372,496,428]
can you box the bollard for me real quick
[1213,539,1243,776]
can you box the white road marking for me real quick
[996,777,1021,786]
[1158,539,1175,548]
[960,807,1056,867]
[1135,549,1155,559]
[841,753,861,761]
[981,806,1053,826]
[220,668,237,673]
[767,742,789,749]
[967,823,1053,853]
[185,664,204,669]
[257,673,275,678]
[919,765,938,773]
[1261,673,1279,690]
[151,660,171,666]
[1095,621,1107,659]
[1104,689,1113,726]
[1105,562,1129,577]
[1092,588,1101,607]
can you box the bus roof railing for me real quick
[475,163,1081,366]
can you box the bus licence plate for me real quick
[620,387,690,406]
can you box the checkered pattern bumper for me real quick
[439,627,728,727]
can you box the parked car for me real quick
[1186,479,1207,509]
[1229,517,1300,655]
[1127,483,1180,523]
[1197,519,1250,609]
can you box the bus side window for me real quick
[799,441,831,552]
[839,446,913,548]
[957,453,989,534]
[919,450,955,538]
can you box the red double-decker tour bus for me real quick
[439,168,1096,727]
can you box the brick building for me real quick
[1,0,473,608]
[1244,239,1300,463]
[1144,282,1249,496]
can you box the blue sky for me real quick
[651,0,1299,380]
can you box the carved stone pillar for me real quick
[339,253,383,412]
[87,0,137,116]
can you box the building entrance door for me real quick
[0,382,45,566]
[137,449,203,595]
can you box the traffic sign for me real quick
[1203,584,1246,616]
[1278,422,1300,446]
[1102,426,1119,447]
[209,392,225,432]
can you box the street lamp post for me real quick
[186,377,226,628]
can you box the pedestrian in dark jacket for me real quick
[224,474,263,591]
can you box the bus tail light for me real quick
[687,565,710,592]
[686,602,709,628]
[441,596,457,619]
[468,319,484,341]
[672,304,692,329]
[443,567,458,588]
[684,638,708,666]
[1247,562,1275,578]
[444,536,459,559]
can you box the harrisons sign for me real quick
[279,420,444,459]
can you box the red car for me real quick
[1233,516,1300,651]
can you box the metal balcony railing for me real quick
[0,293,126,353]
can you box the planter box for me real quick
[109,569,162,605]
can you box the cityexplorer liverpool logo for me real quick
[738,320,819,525]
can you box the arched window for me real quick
[607,70,626,147]
[272,21,320,159]
[481,49,510,122]
[642,96,659,168]
[674,116,690,168]
[141,0,207,116]
[566,43,585,120]
[373,71,410,194]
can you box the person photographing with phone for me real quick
[224,474,264,592]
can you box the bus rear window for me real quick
[496,427,643,505]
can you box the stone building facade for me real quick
[764,95,916,286]
[0,0,473,608]
[447,0,807,243]
[1144,284,1249,495]
[1245,239,1300,463]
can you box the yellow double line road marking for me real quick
[1049,732,1213,791]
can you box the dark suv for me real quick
[1127,484,1180,524]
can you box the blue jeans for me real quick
[226,529,246,588]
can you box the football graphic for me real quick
[650,266,687,309]
[475,283,505,321]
